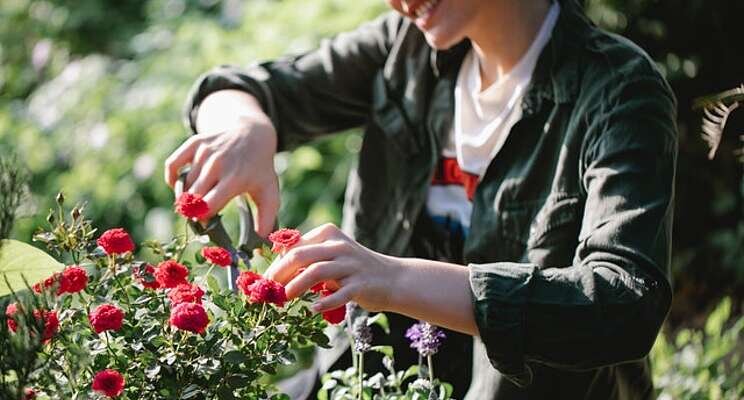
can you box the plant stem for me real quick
[427,355,434,384]
[358,352,364,400]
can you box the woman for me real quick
[165,0,677,398]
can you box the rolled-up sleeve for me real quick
[183,12,402,150]
[469,76,677,387]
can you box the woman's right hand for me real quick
[164,90,280,237]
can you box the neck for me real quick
[467,1,552,88]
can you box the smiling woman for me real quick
[175,0,681,397]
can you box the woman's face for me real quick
[386,0,482,49]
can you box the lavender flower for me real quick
[352,321,373,353]
[405,322,446,357]
[346,302,373,353]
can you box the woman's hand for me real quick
[264,223,479,336]
[164,90,279,236]
[264,223,402,313]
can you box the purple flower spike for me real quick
[405,321,446,357]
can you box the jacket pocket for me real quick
[499,195,582,267]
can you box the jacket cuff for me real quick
[469,262,537,387]
[182,63,283,148]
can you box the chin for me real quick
[423,30,464,50]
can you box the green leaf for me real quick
[0,239,64,296]
[367,312,390,334]
[223,350,248,364]
[705,297,731,337]
[207,274,221,293]
[369,345,394,358]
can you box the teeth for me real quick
[414,0,437,19]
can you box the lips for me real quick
[402,0,441,20]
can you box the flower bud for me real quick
[46,211,55,224]
[71,207,81,220]
[55,192,65,205]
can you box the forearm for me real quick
[195,90,272,135]
[386,256,478,336]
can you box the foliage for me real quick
[1,195,329,399]
[651,297,744,399]
[0,155,27,242]
[319,307,452,400]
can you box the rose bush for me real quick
[1,194,331,399]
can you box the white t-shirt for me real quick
[426,2,560,236]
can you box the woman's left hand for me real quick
[264,223,402,313]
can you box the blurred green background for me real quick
[1,0,742,397]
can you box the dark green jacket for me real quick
[185,1,677,398]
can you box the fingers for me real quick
[253,180,280,237]
[202,180,234,219]
[311,284,355,313]
[265,241,345,284]
[164,136,200,188]
[300,223,345,246]
[189,155,221,197]
[284,261,348,299]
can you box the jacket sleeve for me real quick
[183,12,403,150]
[469,76,677,387]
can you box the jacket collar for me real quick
[430,0,591,111]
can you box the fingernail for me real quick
[310,302,322,312]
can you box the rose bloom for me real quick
[322,305,346,325]
[201,246,232,267]
[168,283,204,305]
[133,263,160,289]
[236,270,262,296]
[5,304,59,343]
[92,369,125,398]
[23,388,36,400]
[318,289,346,324]
[97,228,135,255]
[169,302,209,334]
[59,266,88,294]
[246,278,287,307]
[32,272,61,294]
[154,260,189,288]
[268,228,301,254]
[175,192,210,220]
[89,304,125,334]
[5,303,19,332]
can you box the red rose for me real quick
[34,309,59,343]
[92,369,125,398]
[154,260,189,289]
[133,263,160,289]
[5,304,58,342]
[59,266,88,294]
[168,283,204,305]
[318,288,346,324]
[246,278,287,307]
[32,272,61,294]
[236,270,262,296]
[5,303,19,332]
[175,192,210,220]
[201,246,232,267]
[23,388,36,400]
[169,302,209,334]
[322,305,346,324]
[97,228,135,255]
[268,228,302,254]
[89,304,124,334]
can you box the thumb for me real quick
[253,178,280,238]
